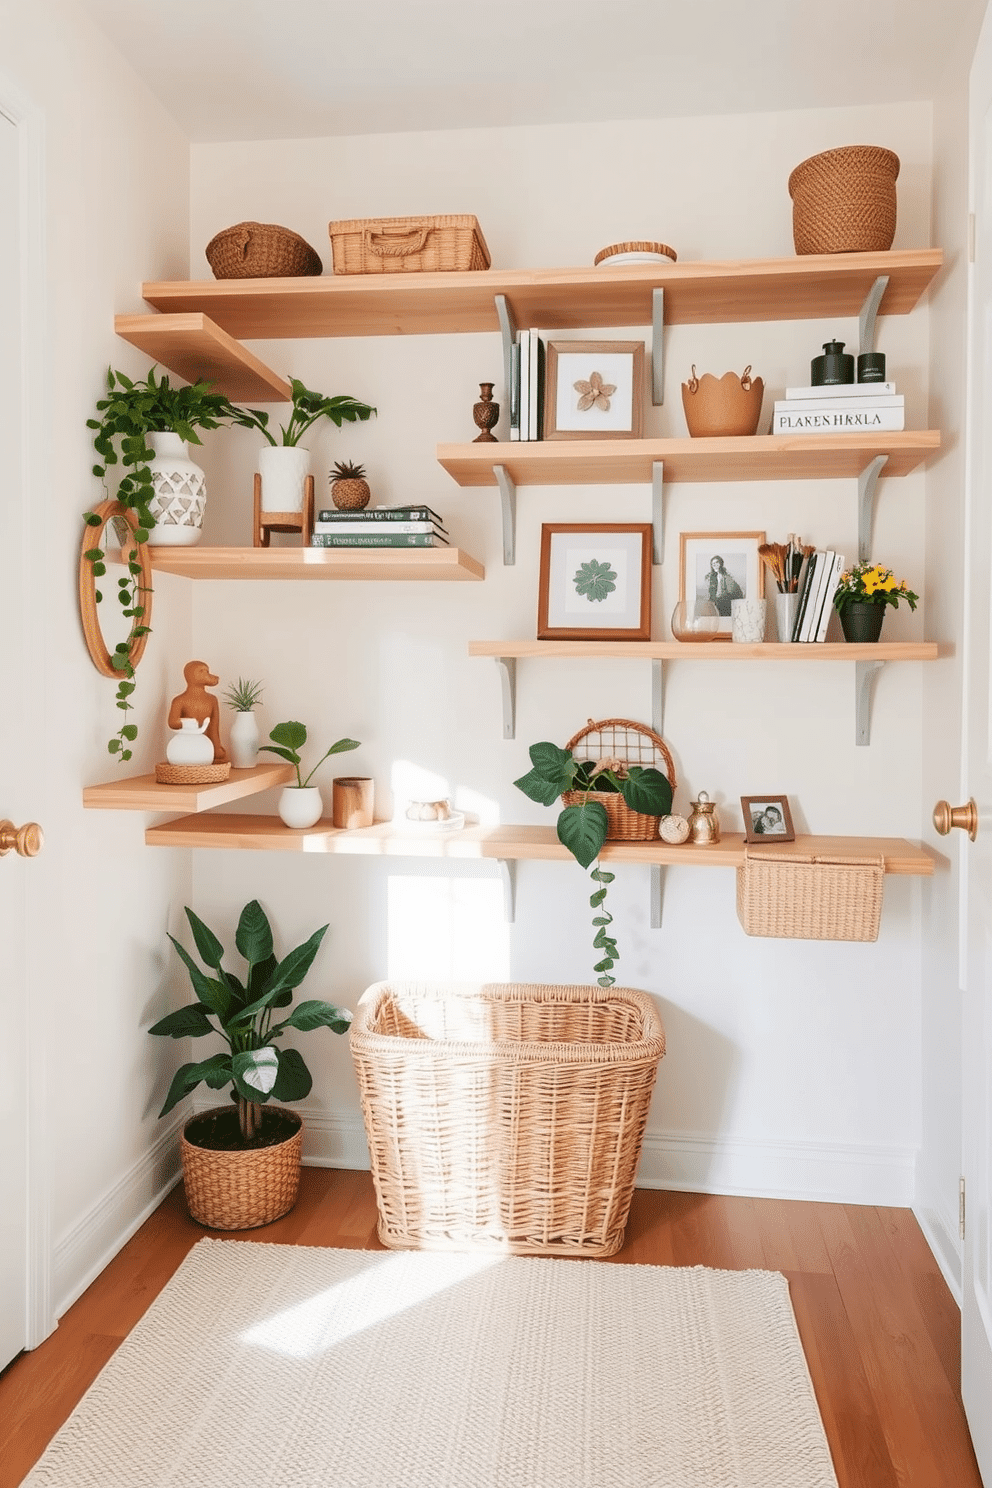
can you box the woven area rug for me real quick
[25,1240,838,1487]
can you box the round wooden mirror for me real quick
[78,499,153,678]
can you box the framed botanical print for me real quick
[538,523,652,640]
[543,340,645,440]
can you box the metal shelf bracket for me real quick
[495,293,517,419]
[652,461,664,564]
[494,463,517,566]
[650,863,665,929]
[651,658,665,734]
[858,276,889,355]
[496,858,517,922]
[855,659,885,746]
[857,453,888,562]
[652,288,665,405]
[494,655,516,740]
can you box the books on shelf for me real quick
[311,504,449,548]
[785,381,896,400]
[510,329,545,440]
[311,531,449,548]
[313,519,448,538]
[315,504,446,525]
[773,401,904,434]
[788,550,845,641]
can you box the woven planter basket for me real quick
[205,221,323,279]
[788,146,900,256]
[561,717,676,841]
[736,848,884,941]
[180,1106,303,1230]
[328,214,491,274]
[351,981,667,1257]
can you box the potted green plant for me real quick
[235,378,376,513]
[150,898,351,1229]
[222,676,264,769]
[832,559,919,643]
[83,366,250,761]
[514,743,673,986]
[260,719,360,828]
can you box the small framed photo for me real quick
[544,340,645,440]
[538,523,652,640]
[679,531,765,634]
[741,796,796,843]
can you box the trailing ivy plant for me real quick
[514,743,673,987]
[84,366,250,761]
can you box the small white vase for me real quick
[146,431,207,546]
[278,785,323,829]
[229,711,260,769]
[166,717,213,765]
[258,445,311,512]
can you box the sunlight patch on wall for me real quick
[387,875,510,981]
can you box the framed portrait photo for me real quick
[543,340,644,440]
[538,523,652,640]
[741,795,796,844]
[679,530,765,634]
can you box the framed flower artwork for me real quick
[543,340,645,440]
[537,523,652,640]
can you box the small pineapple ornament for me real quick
[330,460,371,511]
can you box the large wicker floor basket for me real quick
[351,981,666,1257]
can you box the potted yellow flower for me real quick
[832,559,919,642]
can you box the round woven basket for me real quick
[561,718,676,842]
[788,146,899,256]
[594,240,677,265]
[205,221,323,279]
[155,761,231,785]
[180,1106,303,1230]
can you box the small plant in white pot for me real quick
[261,720,360,828]
[236,379,376,514]
[223,676,264,769]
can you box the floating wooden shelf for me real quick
[114,313,292,402]
[438,432,940,488]
[147,546,485,581]
[468,639,940,661]
[139,250,942,342]
[142,815,935,877]
[83,762,294,812]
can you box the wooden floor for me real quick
[0,1171,983,1488]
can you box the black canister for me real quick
[811,340,855,386]
[857,351,887,383]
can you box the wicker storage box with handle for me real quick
[561,717,677,841]
[328,214,491,274]
[737,846,885,941]
[351,981,666,1257]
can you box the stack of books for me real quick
[310,504,449,548]
[772,380,904,435]
[788,549,846,641]
[510,329,546,440]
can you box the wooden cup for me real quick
[332,776,374,830]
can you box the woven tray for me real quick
[561,717,676,841]
[788,145,899,256]
[736,847,884,941]
[350,981,666,1257]
[328,214,491,274]
[155,761,231,785]
[205,221,323,279]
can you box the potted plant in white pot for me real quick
[260,719,360,828]
[150,898,352,1230]
[235,379,376,513]
[222,676,264,768]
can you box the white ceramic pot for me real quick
[146,432,207,545]
[166,717,214,765]
[229,710,260,769]
[258,445,311,512]
[278,785,323,829]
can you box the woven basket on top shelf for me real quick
[205,221,323,279]
[561,717,676,842]
[787,145,899,256]
[327,214,491,275]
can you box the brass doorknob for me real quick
[933,800,978,841]
[0,819,44,857]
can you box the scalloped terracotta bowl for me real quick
[681,366,764,438]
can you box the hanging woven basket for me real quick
[561,717,676,841]
[788,145,899,256]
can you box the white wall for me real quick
[0,0,194,1323]
[186,101,936,1204]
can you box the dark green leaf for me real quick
[557,799,608,869]
[513,766,562,808]
[168,933,232,1018]
[232,1047,279,1101]
[620,767,673,817]
[279,999,352,1034]
[148,1004,215,1039]
[184,906,226,971]
[235,899,274,970]
[238,924,328,1017]
[158,1054,232,1116]
[271,1045,313,1103]
[268,720,307,751]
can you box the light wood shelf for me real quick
[147,545,485,581]
[83,762,294,812]
[139,250,942,341]
[438,432,940,488]
[114,314,292,402]
[142,814,935,876]
[468,639,940,661]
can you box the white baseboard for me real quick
[913,1201,963,1304]
[52,1114,184,1320]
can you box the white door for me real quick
[962,19,992,1478]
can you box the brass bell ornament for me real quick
[687,791,721,845]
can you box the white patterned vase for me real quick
[146,431,207,546]
[229,710,260,769]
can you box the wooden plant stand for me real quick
[253,473,314,547]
